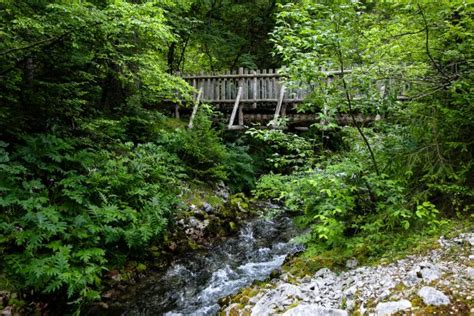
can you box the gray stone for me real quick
[283,304,348,316]
[467,267,474,279]
[202,202,213,213]
[215,181,230,201]
[346,259,358,269]
[375,300,412,316]
[468,236,474,246]
[418,286,450,306]
[251,284,306,316]
[419,262,441,282]
[314,268,333,278]
[403,270,421,286]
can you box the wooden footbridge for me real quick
[176,68,410,130]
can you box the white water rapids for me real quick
[123,215,303,315]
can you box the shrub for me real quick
[255,148,446,254]
[0,135,184,307]
[159,105,229,182]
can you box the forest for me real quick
[0,0,473,315]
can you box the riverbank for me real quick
[87,204,302,315]
[220,229,474,315]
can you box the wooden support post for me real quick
[281,102,287,118]
[175,104,180,119]
[271,85,286,127]
[188,88,203,129]
[238,103,244,126]
[228,86,243,129]
[252,70,257,109]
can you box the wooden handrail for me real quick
[180,69,351,80]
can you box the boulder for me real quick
[417,286,450,306]
[374,300,412,316]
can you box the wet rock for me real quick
[202,202,213,213]
[417,286,450,306]
[168,241,178,252]
[225,303,242,316]
[215,181,230,201]
[374,300,412,316]
[283,304,348,316]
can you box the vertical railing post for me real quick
[252,70,257,109]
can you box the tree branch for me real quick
[335,45,380,176]
[417,4,447,77]
[0,32,70,56]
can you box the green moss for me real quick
[229,221,238,232]
[282,255,337,278]
[187,239,201,250]
[208,195,224,207]
[136,263,147,272]
[285,299,301,311]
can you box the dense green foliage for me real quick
[1,136,182,301]
[253,0,473,258]
[0,0,473,313]
[0,0,259,311]
[165,0,289,72]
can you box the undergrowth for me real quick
[250,126,473,273]
[0,109,258,311]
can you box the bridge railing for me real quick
[177,67,412,129]
[180,68,308,105]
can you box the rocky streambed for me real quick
[107,211,304,315]
[221,233,474,315]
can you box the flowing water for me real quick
[123,215,302,315]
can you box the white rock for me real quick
[283,304,348,316]
[346,259,358,269]
[418,286,450,306]
[251,284,307,316]
[403,269,421,286]
[375,300,412,316]
[314,268,334,278]
[419,262,441,282]
[467,267,474,279]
